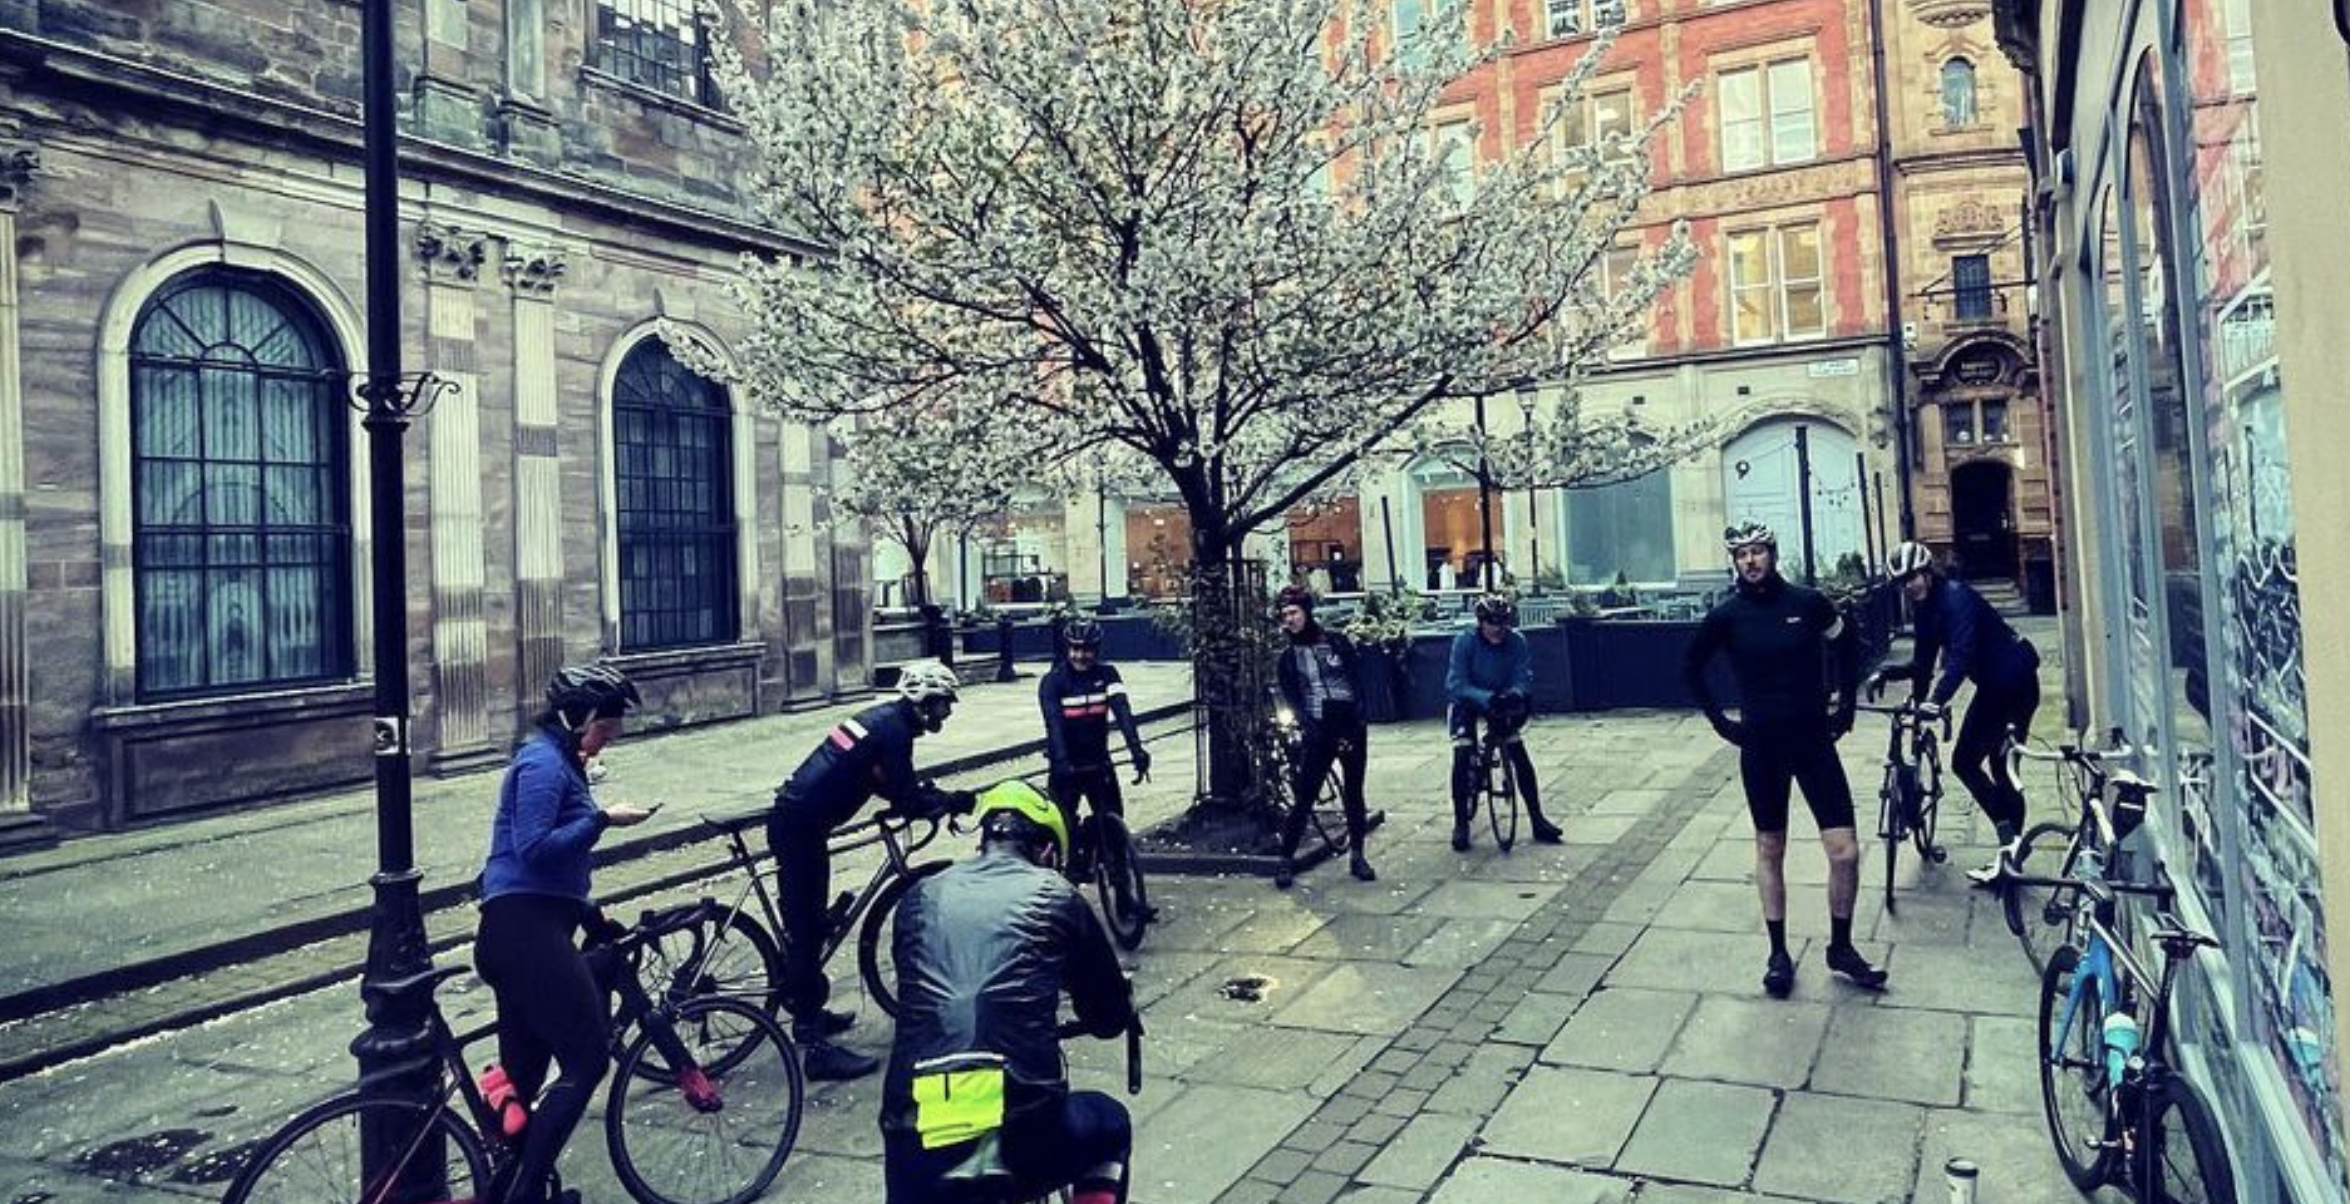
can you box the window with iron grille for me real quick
[129,269,353,698]
[1953,254,1994,320]
[614,338,738,651]
[595,0,714,106]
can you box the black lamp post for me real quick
[1515,379,1540,590]
[1474,393,1495,591]
[349,0,452,1186]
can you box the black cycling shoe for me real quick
[1273,858,1296,890]
[1531,819,1564,844]
[1349,852,1377,882]
[801,1039,881,1081]
[1826,944,1889,990]
[813,1008,857,1037]
[1451,821,1472,852]
[1762,951,1796,998]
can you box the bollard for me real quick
[995,614,1018,682]
[1944,1158,1978,1204]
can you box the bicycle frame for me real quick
[698,810,942,969]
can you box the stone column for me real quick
[779,422,829,698]
[0,143,33,815]
[497,0,560,164]
[503,240,567,734]
[416,222,497,771]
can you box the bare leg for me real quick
[1821,827,1860,920]
[1755,831,1789,923]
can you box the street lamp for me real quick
[1515,378,1540,591]
[1474,393,1495,591]
[350,0,451,1187]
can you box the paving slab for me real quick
[1608,928,1814,997]
[1403,918,1523,969]
[1541,986,1699,1073]
[1751,1091,1927,1203]
[1534,951,1617,997]
[1568,920,1645,957]
[1427,1156,1636,1204]
[1615,1077,1777,1188]
[1492,987,1584,1048]
[1130,1084,1318,1204]
[1964,1015,2045,1115]
[1406,879,1563,922]
[1289,912,1450,961]
[1871,943,2040,1017]
[1480,1065,1658,1167]
[1180,1023,1387,1096]
[1424,1042,1538,1116]
[1810,1004,1969,1106]
[1356,1112,1481,1190]
[1272,962,1464,1037]
[1912,1107,2085,1204]
[1660,994,1832,1089]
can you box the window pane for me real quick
[596,0,710,104]
[1767,59,1815,164]
[1941,58,1978,126]
[1566,463,1673,585]
[1593,89,1633,145]
[1728,230,1774,342]
[1980,400,2008,443]
[1780,224,1824,337]
[1954,254,1993,319]
[1545,0,1582,38]
[614,338,738,651]
[1945,405,1976,446]
[1719,69,1763,171]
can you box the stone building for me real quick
[0,0,871,839]
[1881,0,2056,600]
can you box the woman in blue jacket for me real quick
[475,663,654,1204]
[1447,594,1565,849]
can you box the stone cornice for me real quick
[0,28,823,261]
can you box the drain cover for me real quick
[1219,974,1274,1003]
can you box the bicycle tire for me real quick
[2038,944,2117,1190]
[606,997,802,1204]
[1092,812,1151,951]
[1879,765,1907,914]
[2007,820,2082,973]
[1311,769,1351,856]
[642,906,783,1016]
[221,1092,490,1204]
[2139,1071,2239,1204]
[856,860,953,1017]
[1911,774,1942,862]
[1487,749,1518,853]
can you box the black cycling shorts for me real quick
[1737,726,1857,834]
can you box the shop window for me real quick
[594,0,715,106]
[129,269,353,697]
[1940,58,1978,127]
[1125,504,1193,600]
[1953,254,1993,320]
[1562,458,1674,586]
[612,337,737,650]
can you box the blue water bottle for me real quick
[2102,1012,2141,1084]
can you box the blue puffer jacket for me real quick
[1446,628,1532,710]
[479,725,606,905]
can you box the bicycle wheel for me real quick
[1485,749,1518,853]
[641,906,782,1015]
[2007,820,2082,972]
[856,860,952,1017]
[1092,813,1151,952]
[2139,1072,2239,1204]
[222,1093,489,1204]
[1311,769,1351,856]
[2038,945,2117,1190]
[607,998,803,1204]
[1909,768,1942,862]
[1879,767,1907,914]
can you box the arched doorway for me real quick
[1949,459,2016,580]
[1722,419,1863,579]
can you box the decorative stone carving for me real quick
[0,142,38,212]
[415,222,490,283]
[501,241,568,295]
[1911,0,1990,29]
[1934,198,2007,240]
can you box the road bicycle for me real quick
[643,806,952,1023]
[1263,710,1353,860]
[2002,730,2150,974]
[222,900,803,1204]
[2000,861,2237,1203]
[1462,700,1530,854]
[1058,761,1155,952]
[1858,700,1949,914]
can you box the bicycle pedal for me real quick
[1927,846,1948,864]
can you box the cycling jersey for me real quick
[1039,661,1143,772]
[1681,572,1859,730]
[773,698,949,832]
[1907,577,2039,705]
[1276,625,1363,725]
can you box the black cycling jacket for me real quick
[1039,660,1143,773]
[773,699,953,832]
[1682,572,1859,729]
[1887,577,2038,705]
[880,847,1134,1140]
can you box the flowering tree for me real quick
[826,395,1024,610]
[700,0,1698,814]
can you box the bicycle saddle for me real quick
[940,1132,1016,1196]
[2150,912,2221,957]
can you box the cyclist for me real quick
[1446,592,1566,849]
[1039,617,1152,898]
[1272,585,1375,887]
[881,780,1137,1204]
[768,659,977,1081]
[1682,522,1886,998]
[474,664,655,1204]
[1865,540,2043,884]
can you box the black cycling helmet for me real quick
[1275,585,1315,614]
[547,662,641,728]
[1473,593,1517,627]
[1062,617,1103,649]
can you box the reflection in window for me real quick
[1941,58,1978,126]
[1944,404,1976,447]
[1981,400,2008,443]
[1718,59,1815,172]
[1563,461,1674,586]
[1727,223,1824,344]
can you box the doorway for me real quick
[1949,460,2017,580]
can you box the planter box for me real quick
[1355,645,1407,723]
[1560,617,1732,711]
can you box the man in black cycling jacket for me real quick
[1039,617,1151,893]
[769,659,976,1081]
[1684,522,1887,998]
[881,779,1137,1204]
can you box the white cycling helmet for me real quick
[895,660,961,705]
[1886,541,1936,581]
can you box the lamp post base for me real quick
[349,868,445,1198]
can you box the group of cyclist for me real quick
[471,517,2038,1204]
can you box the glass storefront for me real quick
[1285,496,1364,594]
[974,501,1069,605]
[1124,503,1193,600]
[1412,453,1488,590]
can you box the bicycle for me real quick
[222,900,803,1204]
[643,806,953,1023]
[2002,730,2150,974]
[1463,700,1530,854]
[1857,700,1950,914]
[1059,759,1155,952]
[1264,710,1352,859]
[2000,862,2237,1202]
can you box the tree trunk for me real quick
[1186,516,1275,826]
[903,519,933,610]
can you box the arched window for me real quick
[1409,450,1485,589]
[129,269,353,696]
[1562,457,1676,587]
[613,337,738,650]
[1941,58,1978,127]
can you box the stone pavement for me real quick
[0,617,2093,1204]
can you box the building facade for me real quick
[1996,0,2350,1197]
[1883,0,2057,598]
[0,0,872,838]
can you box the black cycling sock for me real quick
[1831,916,1853,948]
[1766,920,1789,958]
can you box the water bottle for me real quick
[2102,1012,2142,1085]
[478,1064,529,1139]
[1944,1157,1980,1204]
